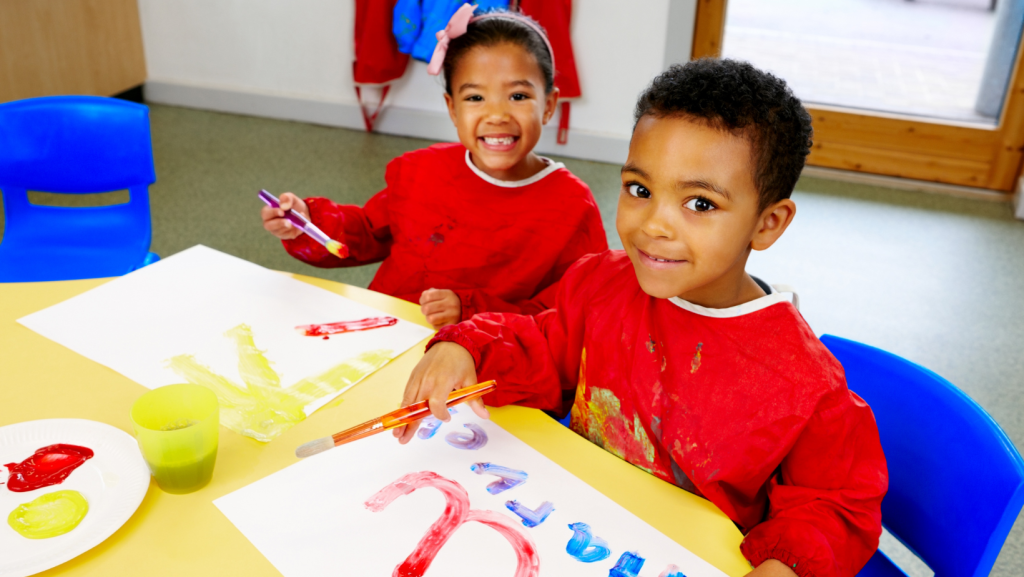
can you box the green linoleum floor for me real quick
[2,103,1022,576]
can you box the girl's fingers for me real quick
[419,289,442,305]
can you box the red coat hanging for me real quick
[353,0,410,131]
[517,0,581,144]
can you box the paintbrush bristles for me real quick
[295,437,335,459]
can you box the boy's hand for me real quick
[420,288,462,329]
[261,192,310,240]
[744,559,798,577]
[394,342,485,444]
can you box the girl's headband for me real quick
[426,3,555,76]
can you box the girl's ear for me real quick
[751,198,796,251]
[542,87,560,125]
[444,92,458,125]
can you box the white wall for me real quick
[139,0,694,161]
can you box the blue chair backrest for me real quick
[821,335,1024,577]
[0,96,156,281]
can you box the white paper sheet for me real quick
[214,409,729,577]
[18,245,434,417]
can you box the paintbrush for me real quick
[295,381,497,458]
[258,189,350,258]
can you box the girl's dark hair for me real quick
[442,12,555,95]
[634,59,813,211]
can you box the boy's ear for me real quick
[751,198,796,251]
[542,87,560,125]
[444,92,457,125]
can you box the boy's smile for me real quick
[445,42,558,181]
[616,115,795,308]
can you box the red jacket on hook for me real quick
[518,0,580,143]
[353,0,409,131]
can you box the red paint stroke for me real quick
[365,471,539,577]
[295,316,398,337]
[4,444,94,492]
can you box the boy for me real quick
[395,59,888,577]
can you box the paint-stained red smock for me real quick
[282,143,607,319]
[429,250,887,577]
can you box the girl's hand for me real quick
[261,192,310,240]
[420,288,462,328]
[394,342,486,444]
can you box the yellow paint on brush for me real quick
[325,240,348,258]
[8,490,89,539]
[167,324,393,442]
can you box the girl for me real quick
[262,5,607,329]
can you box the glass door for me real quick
[692,0,1024,192]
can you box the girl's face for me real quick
[444,42,559,181]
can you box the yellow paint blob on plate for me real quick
[8,490,89,539]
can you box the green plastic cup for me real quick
[130,384,219,494]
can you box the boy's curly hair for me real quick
[634,59,813,210]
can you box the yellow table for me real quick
[0,274,749,576]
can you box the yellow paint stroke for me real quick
[8,490,89,539]
[167,324,394,442]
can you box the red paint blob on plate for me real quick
[4,444,94,492]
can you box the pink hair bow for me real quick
[427,3,477,76]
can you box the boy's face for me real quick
[616,115,794,307]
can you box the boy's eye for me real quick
[465,95,483,102]
[627,184,651,199]
[511,93,529,101]
[684,197,716,212]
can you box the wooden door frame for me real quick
[692,0,1024,194]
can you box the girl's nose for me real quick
[483,101,511,123]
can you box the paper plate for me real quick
[0,419,150,577]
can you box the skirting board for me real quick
[800,165,1011,203]
[144,80,630,165]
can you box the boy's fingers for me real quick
[468,397,490,420]
[398,419,421,444]
[428,386,452,421]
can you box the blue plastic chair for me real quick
[0,96,159,282]
[821,335,1024,577]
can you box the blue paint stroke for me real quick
[470,462,527,494]
[417,416,444,439]
[505,500,554,527]
[565,522,611,563]
[658,564,686,577]
[609,551,646,577]
[445,423,489,450]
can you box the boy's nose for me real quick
[640,205,674,239]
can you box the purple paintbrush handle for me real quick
[259,189,312,229]
[258,189,331,245]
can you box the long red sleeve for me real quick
[430,251,886,577]
[281,192,392,267]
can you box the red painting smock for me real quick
[429,251,888,577]
[282,143,608,319]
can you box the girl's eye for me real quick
[627,184,651,199]
[684,197,716,213]
[511,93,529,101]
[465,95,483,102]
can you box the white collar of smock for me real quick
[465,150,564,188]
[668,283,798,318]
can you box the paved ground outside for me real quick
[723,0,1000,123]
